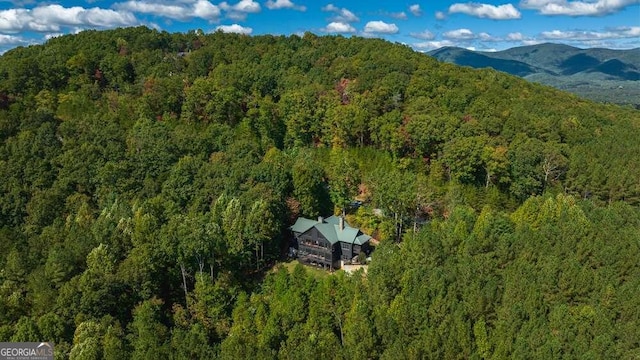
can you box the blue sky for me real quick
[0,0,638,53]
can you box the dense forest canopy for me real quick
[0,26,639,358]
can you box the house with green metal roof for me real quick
[289,215,372,270]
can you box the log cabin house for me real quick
[289,215,371,270]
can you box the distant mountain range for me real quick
[429,43,640,106]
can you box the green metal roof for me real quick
[337,226,359,244]
[324,215,341,226]
[316,223,339,244]
[289,218,319,234]
[355,234,372,245]
[290,216,371,246]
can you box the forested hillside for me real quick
[0,26,639,358]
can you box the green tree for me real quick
[244,199,278,270]
[442,136,486,184]
[508,135,545,200]
[11,316,41,342]
[102,321,129,360]
[292,151,330,218]
[69,321,103,360]
[326,148,360,215]
[128,298,169,360]
[171,323,217,359]
[344,284,378,359]
[371,167,416,240]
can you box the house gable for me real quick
[290,217,320,235]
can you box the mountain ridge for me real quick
[429,43,640,105]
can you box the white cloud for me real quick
[322,4,359,22]
[540,26,640,40]
[219,0,261,20]
[34,5,135,28]
[478,32,496,41]
[114,1,221,20]
[506,31,524,40]
[409,4,423,16]
[449,3,521,19]
[0,5,137,33]
[414,40,456,49]
[322,21,356,33]
[389,11,408,20]
[0,33,25,45]
[435,11,446,19]
[193,1,223,19]
[520,0,557,5]
[265,0,306,11]
[363,20,399,34]
[409,30,435,40]
[443,28,476,39]
[520,0,639,16]
[215,23,253,34]
[223,0,260,13]
[113,2,183,19]
[617,26,640,37]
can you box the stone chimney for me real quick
[339,216,344,231]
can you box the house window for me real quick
[341,243,350,251]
